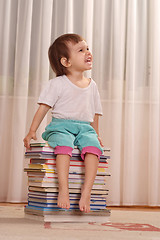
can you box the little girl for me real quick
[23,33,104,213]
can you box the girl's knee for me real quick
[81,146,102,160]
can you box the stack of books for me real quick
[24,143,111,222]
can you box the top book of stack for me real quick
[25,143,110,159]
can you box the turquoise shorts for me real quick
[42,118,103,159]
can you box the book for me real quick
[28,176,107,183]
[29,158,108,167]
[26,172,110,179]
[25,142,111,158]
[28,197,107,204]
[28,181,107,190]
[25,152,110,160]
[28,191,107,199]
[28,200,106,210]
[26,145,80,155]
[26,153,109,162]
[28,142,111,152]
[24,168,111,177]
[24,206,111,222]
[28,186,109,195]
[26,163,108,174]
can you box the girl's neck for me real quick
[66,72,84,82]
[66,72,91,88]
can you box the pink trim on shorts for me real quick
[54,146,73,157]
[81,146,102,160]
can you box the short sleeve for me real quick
[37,79,60,107]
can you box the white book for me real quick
[28,181,107,189]
[25,212,110,223]
[24,205,111,223]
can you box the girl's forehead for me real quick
[68,40,87,50]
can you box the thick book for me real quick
[24,205,111,223]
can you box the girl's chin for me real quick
[86,64,92,70]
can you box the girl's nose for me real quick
[86,49,91,55]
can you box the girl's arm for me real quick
[90,114,104,147]
[23,104,51,149]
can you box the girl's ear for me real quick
[60,57,71,68]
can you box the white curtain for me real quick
[0,0,160,206]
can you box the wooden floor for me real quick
[1,202,160,212]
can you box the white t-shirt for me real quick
[38,75,102,122]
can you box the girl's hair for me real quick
[48,33,84,76]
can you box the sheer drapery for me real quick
[0,0,160,206]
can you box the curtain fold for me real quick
[122,0,149,205]
[0,0,160,206]
[148,0,160,206]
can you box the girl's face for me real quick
[67,40,93,73]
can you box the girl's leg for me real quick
[79,153,99,213]
[56,154,70,209]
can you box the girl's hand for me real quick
[98,136,104,147]
[23,131,37,149]
[23,104,50,149]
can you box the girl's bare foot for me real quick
[57,189,70,209]
[79,188,91,213]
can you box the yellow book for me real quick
[29,164,56,169]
